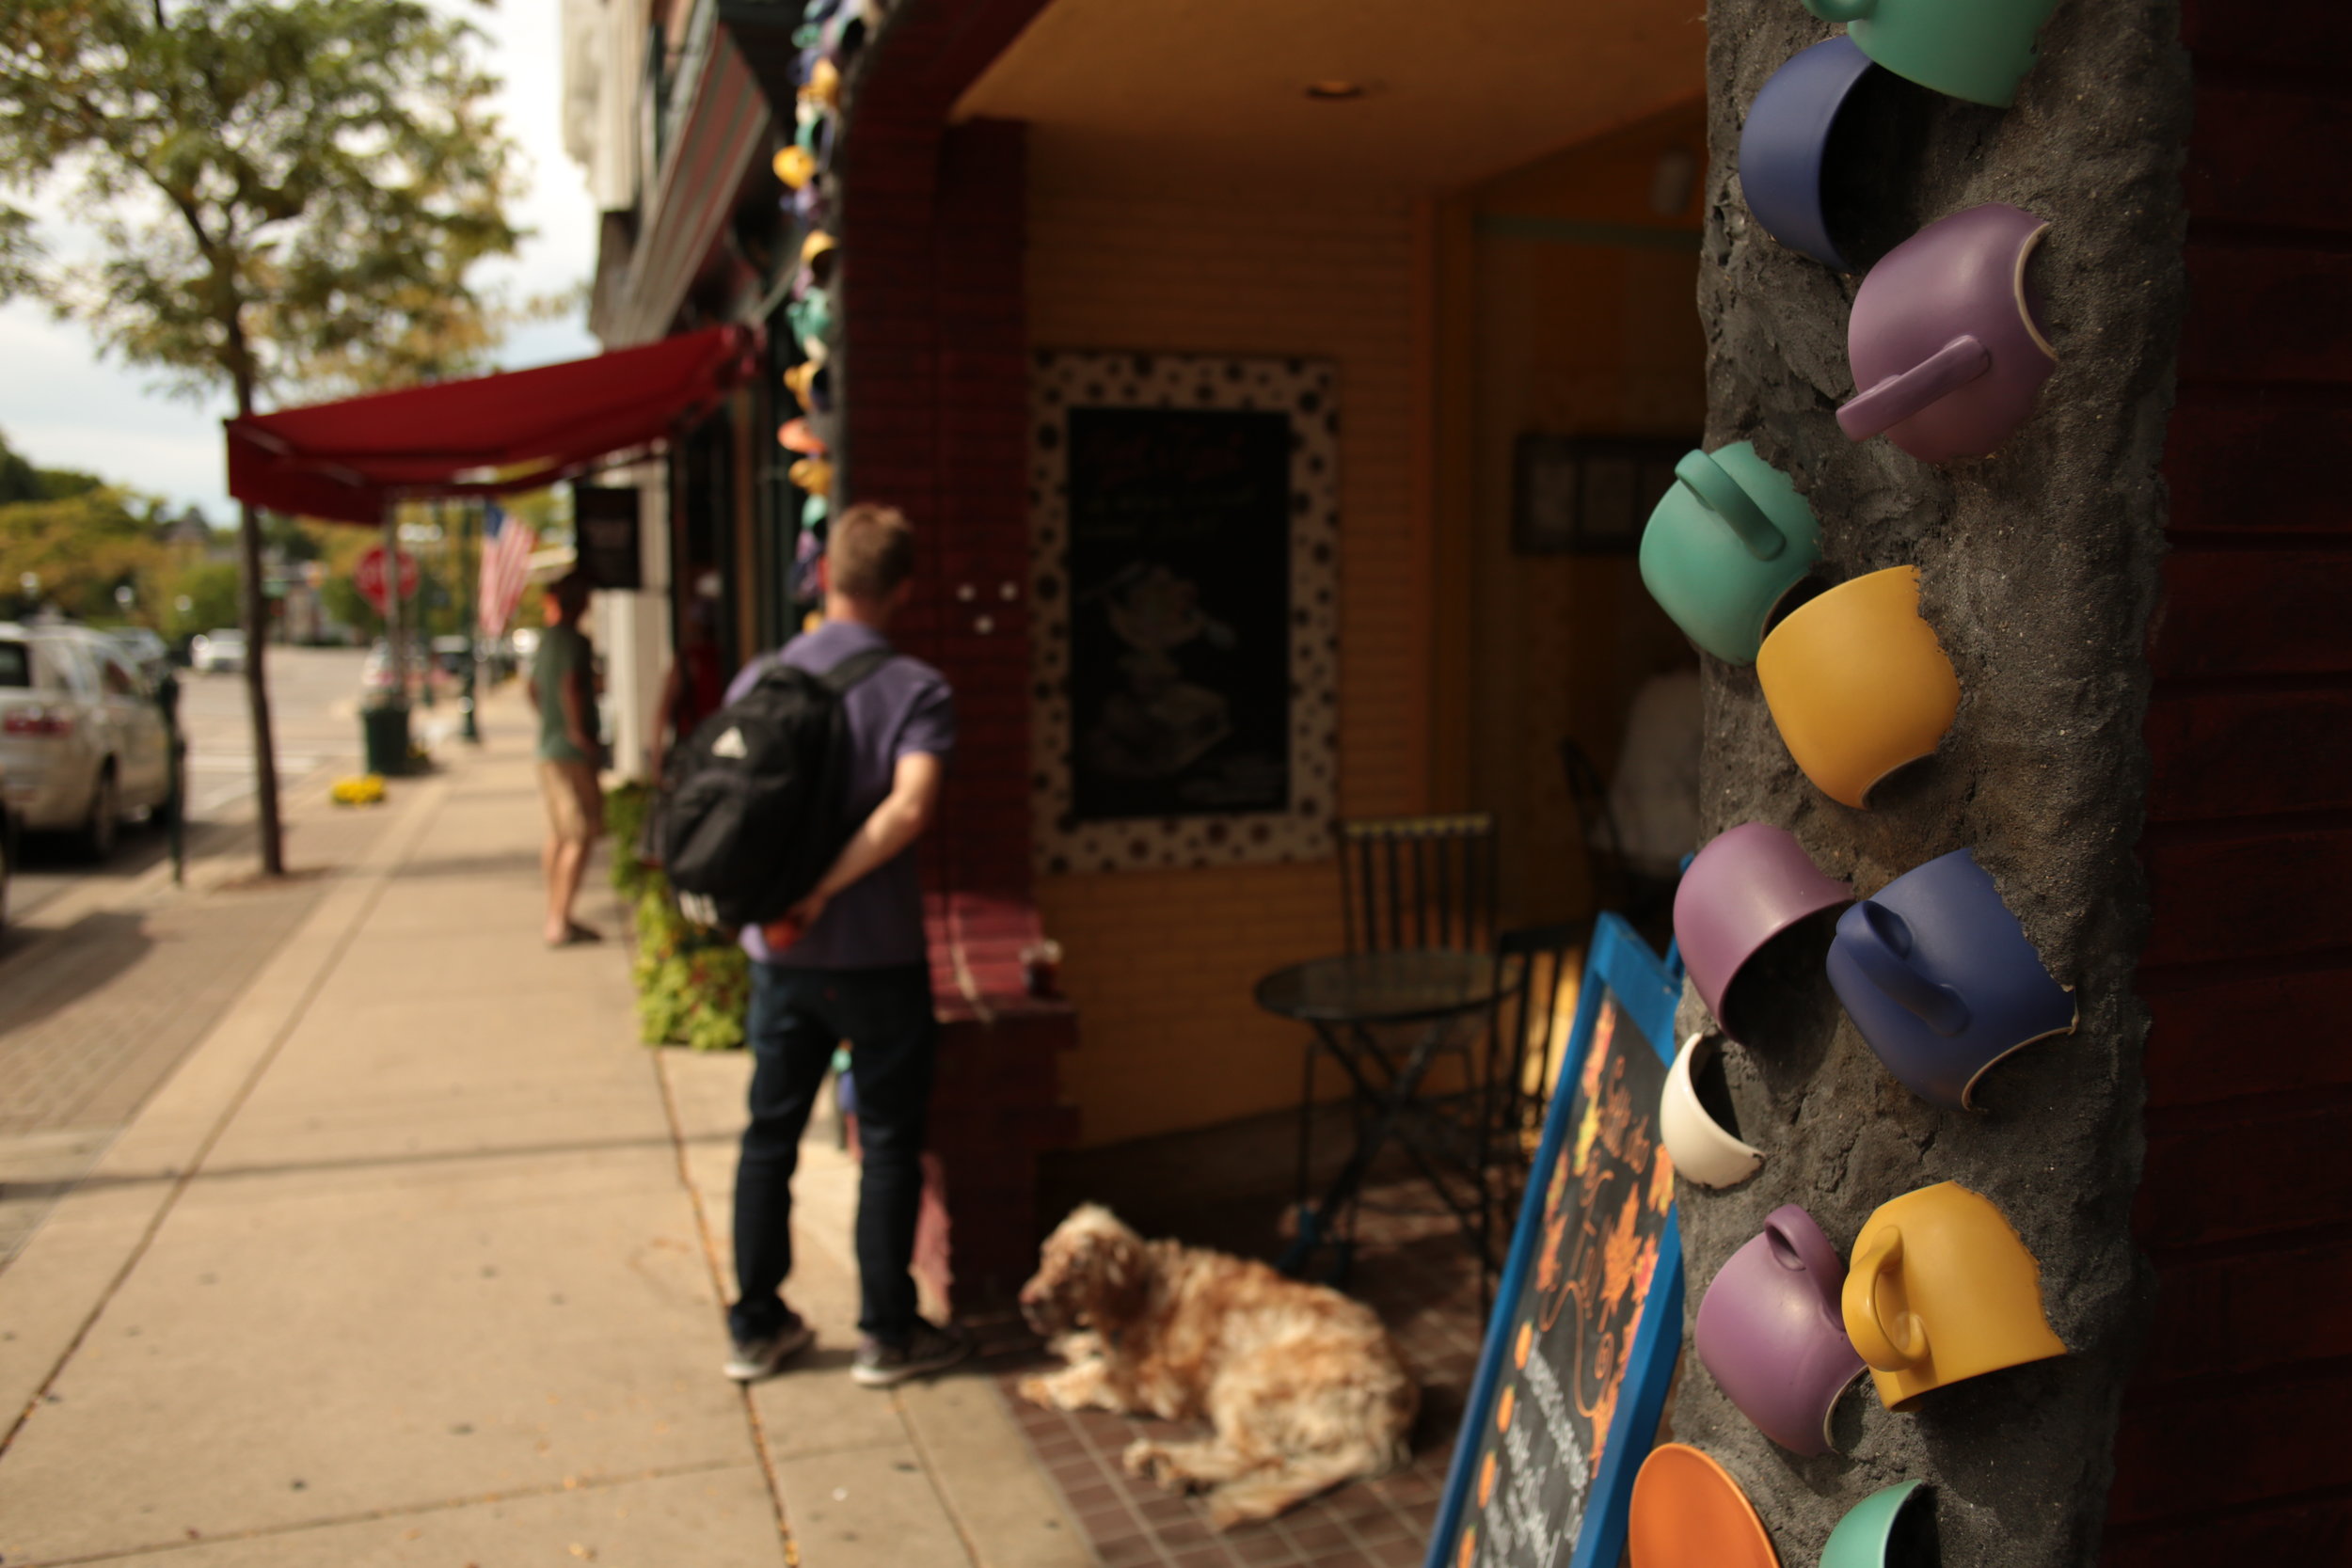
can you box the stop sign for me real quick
[355,546,421,615]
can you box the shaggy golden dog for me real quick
[1016,1204,1419,1528]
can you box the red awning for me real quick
[225,325,755,524]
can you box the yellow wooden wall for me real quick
[1025,103,1708,1147]
[1025,140,1435,1147]
[1458,101,1710,927]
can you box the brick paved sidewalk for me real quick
[0,750,402,1268]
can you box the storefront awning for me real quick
[224,325,755,524]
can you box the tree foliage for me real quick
[0,0,526,411]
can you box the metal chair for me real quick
[1335,813,1500,955]
[1559,737,1632,917]
[1285,814,1500,1284]
[1473,920,1585,1314]
[1562,736,1679,941]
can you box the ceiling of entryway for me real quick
[953,0,1706,190]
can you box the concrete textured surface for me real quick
[0,687,1090,1566]
[1677,3,2189,1563]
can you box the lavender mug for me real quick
[1695,1205,1867,1455]
[1837,204,2056,463]
[1675,823,1852,1044]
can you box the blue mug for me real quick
[1738,37,1881,272]
[1826,849,2074,1108]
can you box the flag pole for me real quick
[461,496,482,744]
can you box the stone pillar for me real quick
[1673,4,2189,1563]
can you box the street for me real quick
[10,644,414,925]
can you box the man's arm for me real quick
[767,750,945,939]
[557,643,596,759]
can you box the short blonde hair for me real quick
[827,504,916,600]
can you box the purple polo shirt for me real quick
[728,620,955,970]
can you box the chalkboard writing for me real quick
[1064,406,1293,822]
[1428,915,1685,1568]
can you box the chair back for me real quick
[1335,813,1499,954]
[1486,920,1586,1164]
[1560,736,1632,916]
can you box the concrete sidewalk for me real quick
[0,694,1086,1568]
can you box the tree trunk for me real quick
[237,497,285,877]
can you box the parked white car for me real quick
[190,628,247,673]
[0,622,174,859]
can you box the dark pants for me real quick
[730,960,938,1346]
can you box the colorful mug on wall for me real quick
[1841,1181,2066,1408]
[1821,1481,1932,1568]
[1639,442,1822,665]
[1738,36,1881,271]
[1837,204,2057,463]
[1695,1206,1867,1455]
[1675,823,1852,1044]
[1661,1032,1765,1189]
[1628,1445,1781,1568]
[1756,566,1959,808]
[1799,0,2063,108]
[1827,848,2076,1109]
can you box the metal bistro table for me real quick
[1255,948,1515,1282]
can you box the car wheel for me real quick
[79,766,119,863]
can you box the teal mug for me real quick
[1639,442,1821,666]
[1801,0,2063,109]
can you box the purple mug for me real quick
[1675,823,1853,1044]
[1695,1205,1867,1455]
[1837,204,2056,463]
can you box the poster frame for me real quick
[1423,912,1686,1568]
[1025,349,1341,874]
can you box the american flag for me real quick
[478,500,536,637]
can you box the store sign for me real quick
[573,485,644,590]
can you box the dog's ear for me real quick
[1087,1228,1151,1330]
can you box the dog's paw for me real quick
[1017,1375,1057,1407]
[1206,1496,1258,1533]
[1122,1440,1180,1488]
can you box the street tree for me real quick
[0,0,524,874]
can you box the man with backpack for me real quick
[712,503,969,1388]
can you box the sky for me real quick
[0,0,601,522]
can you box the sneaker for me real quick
[850,1319,972,1388]
[723,1309,815,1383]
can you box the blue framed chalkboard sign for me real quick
[1426,914,1686,1568]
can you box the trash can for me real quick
[361,703,411,777]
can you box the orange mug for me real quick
[1756,566,1959,808]
[1841,1180,2065,1408]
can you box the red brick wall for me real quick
[836,0,1074,1308]
[2106,4,2352,1559]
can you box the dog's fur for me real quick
[1017,1205,1419,1528]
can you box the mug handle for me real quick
[1763,1209,1844,1298]
[1848,1227,1930,1371]
[1847,902,1972,1036]
[1803,0,1879,21]
[1674,450,1785,562]
[1837,334,1993,441]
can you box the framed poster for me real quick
[1512,435,1693,556]
[1426,913,1685,1568]
[1028,351,1340,874]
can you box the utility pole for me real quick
[380,501,409,768]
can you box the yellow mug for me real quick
[1756,566,1959,808]
[1840,1181,2065,1408]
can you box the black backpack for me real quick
[656,647,894,929]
